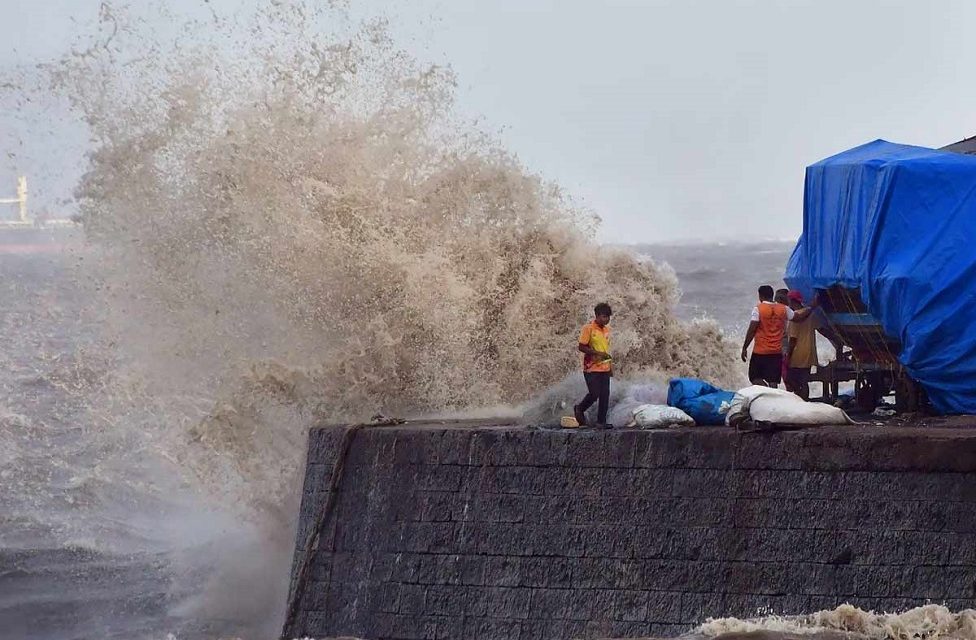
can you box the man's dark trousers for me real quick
[579,371,611,424]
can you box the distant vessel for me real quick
[0,176,82,254]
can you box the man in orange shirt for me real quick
[574,302,613,429]
[741,285,814,387]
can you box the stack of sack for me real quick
[623,378,852,429]
[624,378,733,428]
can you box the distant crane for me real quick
[0,176,28,225]
[0,176,76,228]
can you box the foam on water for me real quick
[698,604,976,640]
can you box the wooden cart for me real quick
[809,286,925,412]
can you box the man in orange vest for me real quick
[574,302,613,429]
[741,285,815,387]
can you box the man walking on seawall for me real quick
[574,303,613,429]
[741,285,814,387]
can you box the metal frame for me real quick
[808,286,925,412]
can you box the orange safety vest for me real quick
[754,303,789,355]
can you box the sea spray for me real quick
[699,604,976,640]
[3,1,741,636]
[40,0,740,506]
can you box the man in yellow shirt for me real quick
[574,303,613,429]
[785,290,842,400]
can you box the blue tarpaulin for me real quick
[667,378,735,425]
[785,139,976,414]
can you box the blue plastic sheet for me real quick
[785,139,976,414]
[667,378,735,425]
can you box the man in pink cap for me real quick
[785,290,841,400]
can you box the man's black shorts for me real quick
[749,353,783,385]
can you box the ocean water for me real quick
[0,3,967,639]
[0,228,777,640]
[7,234,971,640]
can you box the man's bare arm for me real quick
[579,343,609,360]
[786,336,798,363]
[792,306,814,321]
[741,321,759,362]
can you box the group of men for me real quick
[740,284,840,399]
[572,288,840,427]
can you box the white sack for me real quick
[630,404,696,428]
[725,385,852,426]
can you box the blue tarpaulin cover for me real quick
[785,139,976,414]
[667,378,735,425]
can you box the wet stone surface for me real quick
[288,420,976,640]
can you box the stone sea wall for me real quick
[286,420,976,639]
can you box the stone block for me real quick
[604,430,640,468]
[949,533,976,565]
[390,553,423,583]
[672,468,742,498]
[308,425,345,462]
[469,430,528,467]
[945,566,976,599]
[398,583,426,614]
[440,555,486,586]
[564,431,611,467]
[640,560,691,592]
[801,564,859,596]
[485,586,533,619]
[899,530,950,565]
[462,616,523,640]
[855,565,914,598]
[607,620,651,637]
[911,566,949,600]
[394,430,440,465]
[645,590,684,624]
[376,582,401,613]
[632,526,670,559]
[681,561,734,593]
[416,491,462,523]
[631,468,674,498]
[680,591,726,625]
[484,556,522,587]
[561,467,605,498]
[439,429,474,465]
[572,557,641,590]
[612,589,650,622]
[523,430,567,467]
[635,430,736,470]
[424,584,467,617]
[737,433,806,471]
[332,552,370,584]
[648,623,694,637]
[432,615,467,640]
[413,464,463,492]
[946,502,976,533]
[475,466,546,495]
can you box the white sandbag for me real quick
[726,385,852,426]
[630,404,695,428]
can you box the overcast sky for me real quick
[3,0,976,243]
